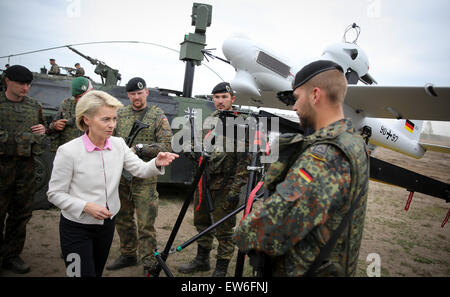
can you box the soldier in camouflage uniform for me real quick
[0,65,47,274]
[106,77,172,276]
[48,58,60,75]
[47,77,93,150]
[73,63,85,77]
[178,82,251,277]
[233,60,370,277]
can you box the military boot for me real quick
[211,259,230,277]
[106,254,137,270]
[177,245,211,274]
[2,256,30,274]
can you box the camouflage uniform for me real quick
[0,91,47,261]
[233,119,369,276]
[193,110,251,261]
[114,104,172,268]
[48,64,60,75]
[47,97,83,151]
[74,67,85,77]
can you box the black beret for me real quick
[5,65,33,83]
[292,60,343,90]
[126,77,146,92]
[212,82,233,95]
[276,60,343,106]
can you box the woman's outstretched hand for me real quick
[155,152,179,167]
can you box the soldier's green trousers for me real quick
[194,189,239,260]
[115,177,159,268]
[0,157,35,259]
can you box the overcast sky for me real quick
[1,0,449,135]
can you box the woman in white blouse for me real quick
[47,90,178,277]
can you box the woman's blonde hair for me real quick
[75,90,124,131]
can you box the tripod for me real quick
[154,111,272,277]
[153,115,217,277]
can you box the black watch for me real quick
[134,143,144,154]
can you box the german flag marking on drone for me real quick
[405,120,415,133]
[299,168,313,183]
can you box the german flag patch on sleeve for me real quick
[299,168,313,183]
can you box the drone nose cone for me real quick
[222,38,239,61]
[222,37,250,62]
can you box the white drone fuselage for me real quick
[222,37,427,159]
[222,37,295,98]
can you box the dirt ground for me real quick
[1,147,449,277]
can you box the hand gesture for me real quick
[155,152,179,167]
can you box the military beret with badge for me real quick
[211,82,234,95]
[277,60,344,106]
[126,77,147,92]
[71,77,90,96]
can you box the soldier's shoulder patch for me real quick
[299,168,313,183]
[309,144,330,162]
